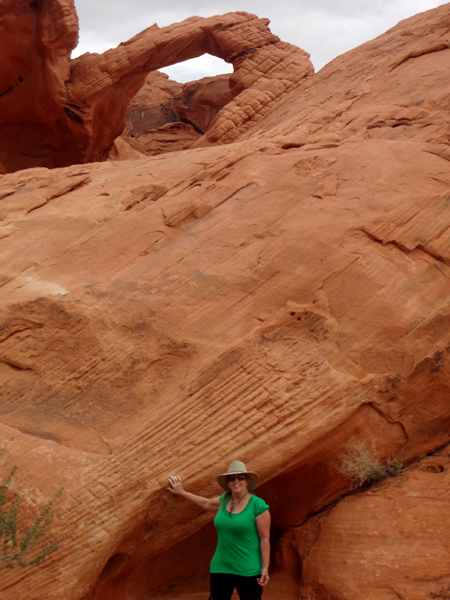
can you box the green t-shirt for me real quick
[210,493,269,576]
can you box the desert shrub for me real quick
[336,438,403,488]
[0,439,63,570]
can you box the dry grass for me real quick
[336,439,403,488]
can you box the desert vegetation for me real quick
[0,440,62,570]
[336,439,403,488]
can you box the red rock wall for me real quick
[0,3,450,600]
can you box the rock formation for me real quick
[0,2,450,599]
[121,71,234,156]
[280,447,450,600]
[0,0,79,172]
[0,1,312,173]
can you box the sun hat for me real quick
[217,460,259,492]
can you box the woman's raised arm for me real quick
[167,475,221,512]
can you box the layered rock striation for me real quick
[0,2,450,600]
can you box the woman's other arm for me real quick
[256,510,271,586]
[167,475,220,512]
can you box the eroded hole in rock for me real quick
[99,553,127,580]
[282,143,304,150]
[63,106,84,124]
[421,464,444,473]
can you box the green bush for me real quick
[0,439,62,570]
[336,438,403,488]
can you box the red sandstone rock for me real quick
[123,121,201,157]
[241,3,450,153]
[0,0,79,172]
[0,3,450,600]
[121,71,232,156]
[179,75,234,132]
[108,137,146,162]
[276,447,450,600]
[0,3,312,172]
[124,71,184,136]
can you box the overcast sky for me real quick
[72,0,446,82]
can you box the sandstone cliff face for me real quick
[0,2,450,600]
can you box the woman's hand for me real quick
[257,567,269,586]
[166,478,220,511]
[167,475,185,495]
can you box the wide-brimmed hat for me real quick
[217,460,259,492]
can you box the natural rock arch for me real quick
[0,0,313,173]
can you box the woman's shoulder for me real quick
[251,494,269,514]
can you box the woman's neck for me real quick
[231,489,249,501]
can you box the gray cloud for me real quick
[72,0,445,80]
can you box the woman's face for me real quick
[227,474,249,494]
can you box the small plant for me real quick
[0,439,63,570]
[336,438,403,488]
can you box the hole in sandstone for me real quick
[297,317,302,321]
[281,143,304,150]
[290,312,296,316]
[63,106,84,124]
[100,553,127,580]
[18,77,23,83]
[421,464,444,473]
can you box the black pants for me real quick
[210,573,263,600]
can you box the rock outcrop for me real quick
[0,1,312,172]
[0,2,450,600]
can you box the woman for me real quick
[167,460,270,600]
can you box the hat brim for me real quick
[217,470,259,492]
